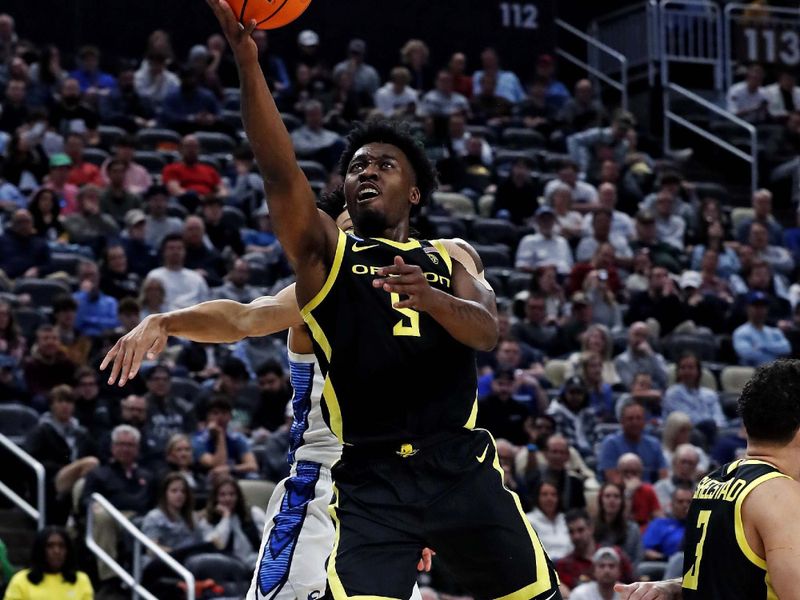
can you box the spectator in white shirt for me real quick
[372,66,418,118]
[726,63,769,123]
[448,113,492,166]
[569,547,623,600]
[418,70,470,118]
[575,208,632,264]
[515,205,574,275]
[764,68,800,121]
[472,47,526,104]
[290,100,344,171]
[583,183,635,240]
[653,191,686,250]
[543,160,598,214]
[134,51,179,106]
[146,233,209,311]
[549,182,584,242]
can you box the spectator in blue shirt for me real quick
[642,483,693,560]
[599,399,668,484]
[472,47,525,104]
[733,291,791,366]
[534,54,571,110]
[663,353,726,443]
[69,45,116,93]
[73,261,120,337]
[0,208,52,279]
[193,395,259,480]
[160,68,223,135]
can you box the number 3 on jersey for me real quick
[390,292,421,337]
[683,509,711,590]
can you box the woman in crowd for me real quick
[564,324,621,386]
[526,480,572,561]
[0,299,26,364]
[141,473,204,558]
[400,39,433,91]
[4,527,93,599]
[530,265,566,323]
[690,219,741,279]
[593,482,643,565]
[100,244,141,300]
[158,434,206,505]
[27,188,64,242]
[661,411,711,473]
[138,276,167,319]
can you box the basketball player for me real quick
[615,359,800,600]
[200,2,562,598]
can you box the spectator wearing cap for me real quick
[747,220,794,277]
[43,153,79,216]
[557,79,607,134]
[583,183,635,241]
[515,205,574,275]
[373,66,419,118]
[134,50,180,106]
[201,195,245,256]
[733,291,791,366]
[51,294,92,367]
[566,111,634,180]
[48,78,99,137]
[472,47,526,104]
[162,135,228,212]
[143,185,183,249]
[569,547,624,600]
[69,45,116,93]
[476,367,534,445]
[64,132,103,188]
[62,184,120,249]
[735,189,783,246]
[726,62,769,124]
[730,258,791,326]
[680,268,732,334]
[290,100,345,171]
[599,400,668,485]
[624,266,684,336]
[417,70,470,118]
[100,134,153,195]
[193,395,258,480]
[73,261,120,337]
[146,233,210,311]
[295,29,330,87]
[629,211,683,274]
[210,259,261,304]
[121,208,158,277]
[547,376,599,458]
[332,38,380,95]
[492,157,538,225]
[543,160,598,214]
[614,322,669,391]
[160,67,225,135]
[182,215,226,287]
[100,158,143,225]
[0,208,52,279]
[642,483,693,560]
[534,53,570,110]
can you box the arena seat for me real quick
[662,333,718,362]
[465,124,497,144]
[280,112,301,132]
[51,253,91,277]
[136,128,182,151]
[184,553,251,598]
[297,160,328,183]
[506,271,533,296]
[636,561,668,582]
[469,243,512,268]
[97,125,126,150]
[82,147,110,166]
[238,479,277,512]
[222,205,247,230]
[195,132,236,154]
[133,151,167,174]
[428,215,468,240]
[500,127,546,150]
[0,404,40,445]
[13,278,71,308]
[471,217,519,247]
[478,194,495,217]
[170,377,203,400]
[730,207,755,231]
[432,192,475,217]
[12,307,47,339]
[720,366,755,394]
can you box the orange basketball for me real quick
[227,0,313,30]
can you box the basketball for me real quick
[226,0,312,30]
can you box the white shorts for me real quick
[246,461,424,600]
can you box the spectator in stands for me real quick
[373,66,418,119]
[0,78,28,133]
[134,50,180,106]
[526,481,573,563]
[661,411,710,473]
[575,208,632,266]
[82,424,156,583]
[100,244,141,300]
[100,159,143,225]
[556,510,603,592]
[399,38,432,91]
[143,185,183,249]
[736,189,783,245]
[654,443,700,512]
[617,453,663,532]
[747,220,794,277]
[549,182,584,241]
[198,478,266,569]
[2,130,49,194]
[447,51,472,98]
[629,210,683,273]
[729,258,790,326]
[3,526,93,599]
[72,367,111,437]
[578,352,616,422]
[24,325,76,410]
[599,399,668,484]
[625,266,683,335]
[733,290,791,366]
[51,294,91,367]
[27,44,65,108]
[0,208,52,279]
[558,292,596,355]
[470,70,514,127]
[511,292,560,356]
[558,78,607,134]
[25,384,99,524]
[663,352,724,431]
[726,62,769,123]
[534,53,570,109]
[162,135,228,212]
[73,261,120,337]
[147,233,210,311]
[48,78,99,137]
[116,298,143,335]
[515,206,573,275]
[141,472,203,557]
[567,111,634,181]
[581,269,623,331]
[63,133,102,188]
[210,258,260,303]
[594,482,643,565]
[710,423,747,466]
[514,79,557,136]
[321,68,374,131]
[764,67,800,120]
[690,221,741,279]
[201,195,244,256]
[544,160,598,213]
[614,322,669,390]
[182,215,225,286]
[120,209,157,278]
[138,276,167,319]
[583,183,635,241]
[332,38,380,96]
[642,483,693,560]
[476,367,531,445]
[144,364,195,454]
[100,67,156,131]
[294,29,329,87]
[652,191,685,251]
[571,547,625,600]
[547,375,598,458]
[567,243,622,298]
[0,299,25,367]
[470,47,525,104]
[194,395,258,481]
[229,147,265,214]
[534,434,586,512]
[69,45,115,93]
[784,206,800,265]
[492,157,538,225]
[290,99,345,171]
[159,433,205,496]
[62,185,120,249]
[100,135,153,195]
[418,69,470,118]
[565,324,620,386]
[100,394,161,469]
[160,67,224,134]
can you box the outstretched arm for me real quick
[100,285,303,385]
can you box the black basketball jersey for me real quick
[682,459,790,599]
[300,230,478,447]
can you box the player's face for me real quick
[344,143,420,237]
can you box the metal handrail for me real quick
[86,494,195,600]
[555,18,629,110]
[663,82,758,193]
[0,433,45,530]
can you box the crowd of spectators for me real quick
[0,9,799,600]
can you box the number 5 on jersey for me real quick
[683,509,711,590]
[390,292,421,337]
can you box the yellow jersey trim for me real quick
[303,312,343,443]
[300,229,347,317]
[734,471,790,570]
[464,395,478,429]
[373,237,421,251]
[327,484,401,600]
[430,239,453,274]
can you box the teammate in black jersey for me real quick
[204,2,562,599]
[616,359,800,600]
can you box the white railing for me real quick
[663,82,758,193]
[589,1,659,85]
[555,18,629,111]
[86,494,195,600]
[0,433,45,530]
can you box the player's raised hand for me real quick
[205,0,258,64]
[373,256,439,312]
[100,315,169,387]
[613,581,682,600]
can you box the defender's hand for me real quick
[205,0,258,65]
[614,581,681,600]
[100,315,169,386]
[373,256,438,312]
[417,548,435,572]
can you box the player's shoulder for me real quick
[741,471,800,532]
[433,237,484,271]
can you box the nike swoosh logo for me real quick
[476,443,489,464]
[352,243,379,252]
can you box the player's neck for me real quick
[355,222,410,242]
[745,445,800,480]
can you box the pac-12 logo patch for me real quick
[424,246,440,264]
